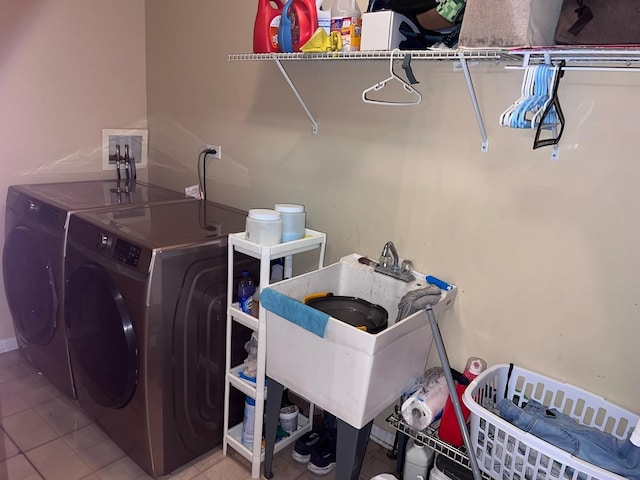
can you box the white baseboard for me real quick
[0,337,18,353]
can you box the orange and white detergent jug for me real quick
[253,0,285,53]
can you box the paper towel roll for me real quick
[401,376,448,431]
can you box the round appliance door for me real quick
[66,262,138,409]
[2,226,58,345]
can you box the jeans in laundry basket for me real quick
[498,398,640,480]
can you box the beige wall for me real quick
[0,0,637,423]
[146,1,640,414]
[0,1,147,339]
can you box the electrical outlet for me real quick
[185,184,202,199]
[206,144,221,159]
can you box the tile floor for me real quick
[0,349,398,480]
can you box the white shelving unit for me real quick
[223,229,327,479]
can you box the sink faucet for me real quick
[374,241,415,282]
[379,241,399,270]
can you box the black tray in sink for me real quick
[305,295,388,334]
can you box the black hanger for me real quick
[533,61,566,150]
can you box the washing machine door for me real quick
[66,262,138,409]
[2,226,58,345]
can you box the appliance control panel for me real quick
[7,189,66,230]
[67,215,152,274]
[112,239,142,268]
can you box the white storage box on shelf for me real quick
[463,364,639,480]
[261,253,457,430]
[361,10,418,51]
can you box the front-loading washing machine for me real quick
[2,180,190,399]
[64,200,256,476]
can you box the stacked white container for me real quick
[245,209,282,245]
[274,204,305,241]
[274,204,306,278]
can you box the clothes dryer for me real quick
[64,200,256,476]
[2,180,189,398]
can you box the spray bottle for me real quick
[253,0,285,53]
[330,0,362,51]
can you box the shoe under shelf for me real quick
[226,414,312,463]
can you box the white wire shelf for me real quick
[229,46,640,67]
[509,47,640,60]
[228,48,505,62]
[503,47,640,72]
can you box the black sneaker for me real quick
[291,428,324,464]
[307,428,337,475]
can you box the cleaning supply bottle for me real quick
[241,396,256,447]
[270,258,284,283]
[253,0,285,53]
[437,357,487,447]
[238,270,256,315]
[403,439,434,480]
[316,0,331,35]
[330,0,362,51]
[278,0,318,52]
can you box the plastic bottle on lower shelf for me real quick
[437,357,487,447]
[403,439,434,480]
[238,270,256,315]
[241,396,256,447]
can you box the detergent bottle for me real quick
[330,0,362,51]
[403,439,434,480]
[253,0,285,53]
[316,0,331,35]
[278,0,318,52]
[438,357,487,447]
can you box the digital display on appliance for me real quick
[113,239,142,268]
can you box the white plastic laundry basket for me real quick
[462,364,639,480]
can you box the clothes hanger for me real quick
[362,49,422,106]
[533,61,566,149]
[500,64,536,127]
[513,64,550,129]
[509,66,538,128]
[531,63,560,128]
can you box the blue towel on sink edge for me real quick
[260,288,329,338]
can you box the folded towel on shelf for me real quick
[396,285,442,322]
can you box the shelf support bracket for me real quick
[458,54,489,152]
[274,58,319,135]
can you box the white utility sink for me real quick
[262,253,457,429]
